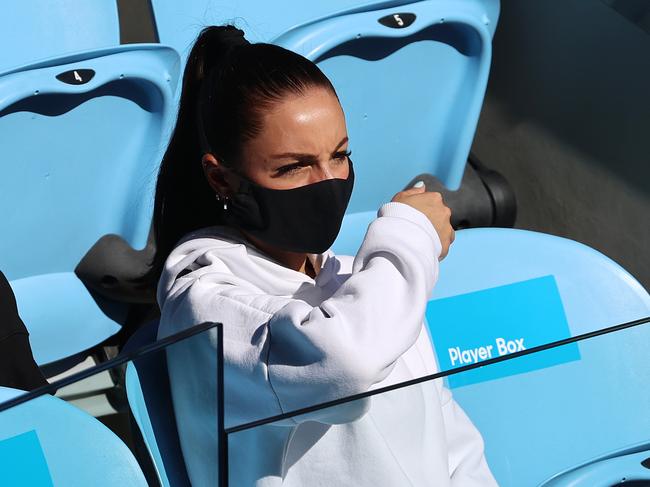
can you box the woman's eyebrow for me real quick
[269,136,349,160]
[331,136,349,153]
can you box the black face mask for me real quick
[223,160,355,254]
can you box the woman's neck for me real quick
[240,231,317,278]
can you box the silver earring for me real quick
[215,193,229,211]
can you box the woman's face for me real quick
[204,87,350,193]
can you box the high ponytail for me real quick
[144,25,337,286]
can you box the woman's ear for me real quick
[201,153,239,197]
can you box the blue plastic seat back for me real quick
[333,215,650,486]
[276,0,496,210]
[0,45,181,365]
[0,386,147,487]
[150,0,499,212]
[430,228,650,487]
[124,321,191,487]
[150,0,499,63]
[0,45,179,280]
[0,1,119,73]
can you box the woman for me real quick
[152,25,496,486]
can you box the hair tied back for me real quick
[219,26,249,48]
[196,26,250,154]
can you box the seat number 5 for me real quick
[378,12,416,29]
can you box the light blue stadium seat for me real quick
[0,386,147,486]
[0,45,180,370]
[0,1,120,73]
[124,321,191,487]
[151,0,499,212]
[151,0,499,62]
[430,228,650,486]
[334,214,650,486]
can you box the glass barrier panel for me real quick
[226,317,650,487]
[0,321,225,487]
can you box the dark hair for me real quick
[145,25,336,285]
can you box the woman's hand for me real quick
[391,185,455,260]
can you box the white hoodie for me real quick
[157,201,497,487]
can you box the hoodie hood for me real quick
[156,225,337,310]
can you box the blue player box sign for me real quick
[426,275,581,388]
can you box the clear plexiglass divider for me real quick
[0,321,226,487]
[224,316,650,487]
[6,317,647,487]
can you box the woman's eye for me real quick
[334,150,352,162]
[276,163,305,176]
[275,151,350,176]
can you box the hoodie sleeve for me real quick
[159,202,441,428]
[265,201,441,415]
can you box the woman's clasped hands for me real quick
[391,184,455,260]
